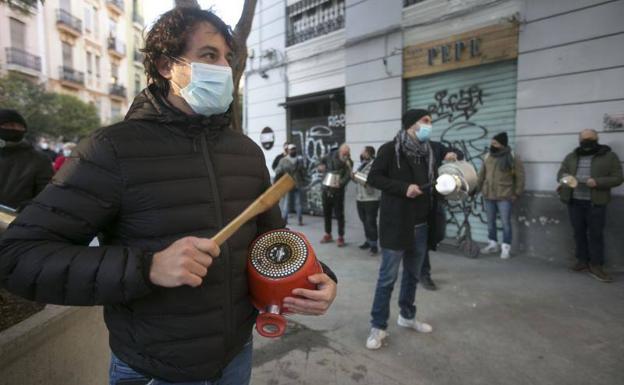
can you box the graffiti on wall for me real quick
[428,85,492,240]
[291,114,345,215]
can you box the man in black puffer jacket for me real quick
[0,8,337,385]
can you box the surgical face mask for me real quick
[40,142,49,150]
[175,61,234,117]
[0,128,25,143]
[63,149,72,157]
[416,123,432,142]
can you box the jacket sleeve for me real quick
[367,143,409,197]
[0,133,154,306]
[514,155,525,196]
[557,153,574,181]
[594,152,624,189]
[34,155,54,196]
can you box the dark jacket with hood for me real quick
[0,85,313,381]
[368,140,463,251]
[557,144,623,205]
[0,141,53,209]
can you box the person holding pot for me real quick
[354,146,381,255]
[319,143,352,247]
[557,129,622,283]
[477,132,525,259]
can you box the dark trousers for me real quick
[568,199,607,266]
[357,200,379,247]
[421,251,431,279]
[322,189,345,236]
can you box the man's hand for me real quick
[586,178,597,188]
[444,152,458,161]
[406,184,423,198]
[150,236,220,288]
[282,273,337,316]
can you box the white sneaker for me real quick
[500,243,511,259]
[397,315,433,333]
[481,240,499,254]
[366,327,388,350]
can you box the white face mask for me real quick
[175,61,234,116]
[63,149,72,157]
[40,142,49,150]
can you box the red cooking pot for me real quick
[247,229,322,338]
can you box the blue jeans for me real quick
[109,340,253,385]
[370,223,428,330]
[280,188,303,223]
[484,199,513,245]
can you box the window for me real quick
[95,55,101,78]
[109,18,117,38]
[93,6,99,38]
[86,52,93,75]
[10,18,26,50]
[111,63,119,84]
[60,0,70,12]
[111,102,121,119]
[84,7,92,32]
[62,41,73,68]
[134,73,141,95]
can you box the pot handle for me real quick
[256,312,287,338]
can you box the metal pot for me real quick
[559,175,579,188]
[322,172,341,188]
[353,161,373,185]
[435,160,478,201]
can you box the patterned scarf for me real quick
[394,129,435,184]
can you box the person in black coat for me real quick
[364,109,461,350]
[0,8,337,385]
[0,109,53,210]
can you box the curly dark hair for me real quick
[142,7,235,95]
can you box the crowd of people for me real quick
[272,109,622,351]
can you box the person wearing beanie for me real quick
[477,131,525,259]
[0,109,53,209]
[364,108,463,350]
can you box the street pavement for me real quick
[250,214,624,385]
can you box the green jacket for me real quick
[477,151,525,200]
[557,145,623,205]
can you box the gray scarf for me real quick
[394,130,435,184]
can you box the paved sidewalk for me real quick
[250,215,624,385]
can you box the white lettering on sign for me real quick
[328,114,345,128]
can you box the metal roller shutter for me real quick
[405,60,518,243]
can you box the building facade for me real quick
[0,0,147,124]
[245,0,624,268]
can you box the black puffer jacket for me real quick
[0,141,53,209]
[0,86,286,381]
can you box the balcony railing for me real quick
[5,47,42,72]
[132,12,144,25]
[133,50,143,63]
[59,66,85,85]
[107,0,124,13]
[109,83,127,98]
[107,36,126,56]
[286,0,345,46]
[56,9,82,34]
[404,0,427,6]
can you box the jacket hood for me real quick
[575,144,612,157]
[124,84,232,138]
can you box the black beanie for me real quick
[402,109,430,130]
[493,132,508,147]
[0,109,27,130]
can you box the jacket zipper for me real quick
[199,134,232,363]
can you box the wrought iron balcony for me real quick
[109,83,127,98]
[107,36,126,57]
[404,0,427,6]
[59,66,85,85]
[286,0,345,47]
[5,47,42,72]
[56,9,82,35]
